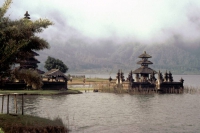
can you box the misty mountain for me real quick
[37,41,200,75]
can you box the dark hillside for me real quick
[37,42,200,74]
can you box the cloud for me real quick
[1,0,200,45]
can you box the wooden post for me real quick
[7,94,9,114]
[13,93,18,114]
[1,94,4,114]
[22,94,24,115]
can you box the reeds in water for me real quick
[95,82,200,95]
[183,86,200,94]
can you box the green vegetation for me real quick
[0,128,4,133]
[12,69,43,89]
[0,89,82,95]
[0,0,53,80]
[44,56,68,73]
[0,114,68,133]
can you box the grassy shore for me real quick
[68,78,108,85]
[0,89,82,95]
[0,114,68,133]
[68,77,109,92]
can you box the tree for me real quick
[44,56,68,73]
[13,68,43,89]
[0,0,53,79]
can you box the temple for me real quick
[14,49,45,74]
[19,51,40,69]
[133,51,157,83]
[114,51,184,93]
[16,12,44,73]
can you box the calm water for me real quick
[1,75,200,133]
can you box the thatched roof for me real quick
[133,67,157,74]
[30,50,39,56]
[36,69,45,74]
[138,51,152,58]
[137,60,153,65]
[43,69,68,78]
[20,57,40,63]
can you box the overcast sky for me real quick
[1,0,200,46]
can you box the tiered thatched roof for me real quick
[137,60,153,65]
[138,51,152,58]
[133,51,157,74]
[133,66,157,74]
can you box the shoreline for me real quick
[0,89,82,95]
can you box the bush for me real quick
[13,68,43,89]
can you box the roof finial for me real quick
[24,11,30,19]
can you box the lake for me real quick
[1,75,200,133]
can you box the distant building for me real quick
[43,69,68,82]
[42,69,68,90]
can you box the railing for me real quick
[0,93,25,115]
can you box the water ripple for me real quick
[1,93,200,133]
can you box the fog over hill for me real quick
[2,0,200,74]
[37,37,200,74]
